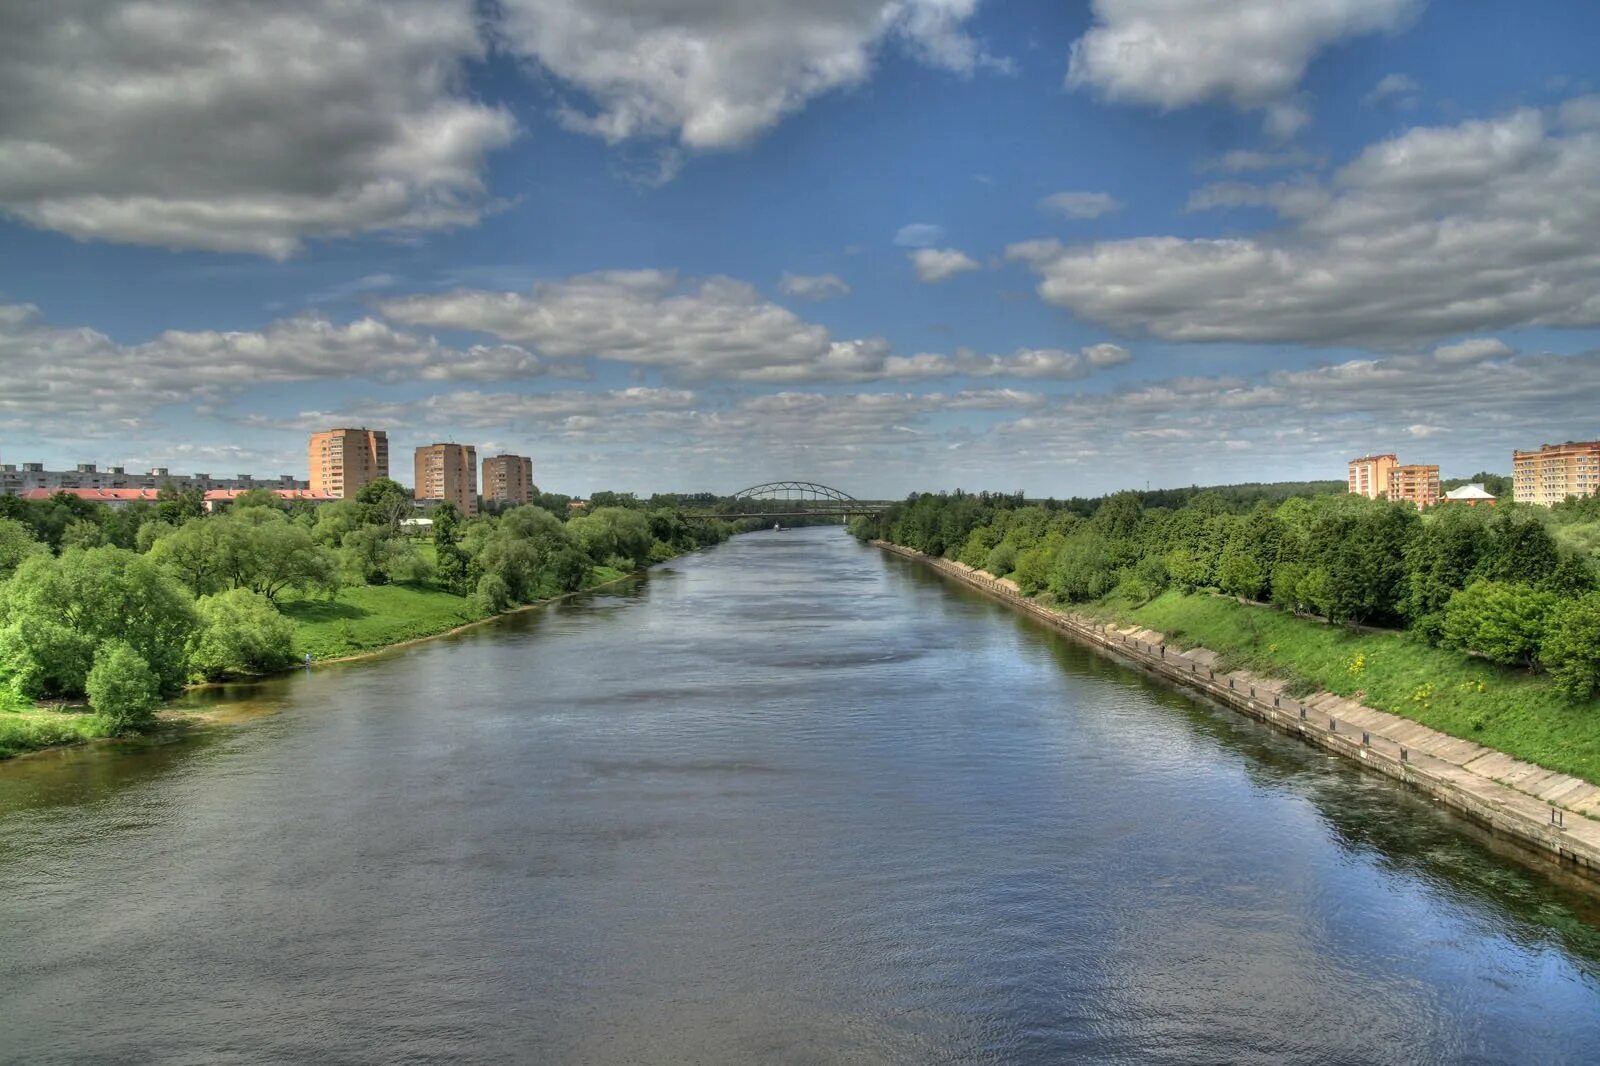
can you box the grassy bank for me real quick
[0,687,110,758]
[1083,589,1600,784]
[278,584,489,660]
[278,564,633,661]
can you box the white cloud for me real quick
[0,302,551,434]
[1362,73,1421,108]
[379,270,1126,383]
[1432,337,1513,364]
[778,272,851,301]
[0,0,516,257]
[495,0,1002,151]
[1067,0,1422,131]
[878,344,1131,380]
[894,222,946,247]
[380,271,840,380]
[1039,190,1121,219]
[1008,103,1600,347]
[910,247,981,283]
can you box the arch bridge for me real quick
[696,481,888,519]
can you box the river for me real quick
[3,527,1600,1064]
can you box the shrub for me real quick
[86,641,161,731]
[189,588,299,680]
[1542,592,1600,701]
[1440,580,1557,668]
[0,547,198,699]
[985,541,1018,578]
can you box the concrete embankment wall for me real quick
[873,540,1600,881]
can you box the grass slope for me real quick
[279,565,633,661]
[1091,589,1600,784]
[279,584,489,660]
[0,687,109,758]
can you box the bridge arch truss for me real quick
[730,481,859,505]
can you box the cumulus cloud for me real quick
[1432,337,1514,364]
[894,222,946,248]
[1008,103,1600,347]
[495,0,1002,151]
[380,270,1127,383]
[1039,191,1121,219]
[910,247,981,283]
[0,0,516,257]
[0,302,550,433]
[1362,73,1421,109]
[969,345,1600,491]
[1067,0,1422,131]
[778,272,851,301]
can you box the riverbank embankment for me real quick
[875,540,1600,879]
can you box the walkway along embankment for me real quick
[873,540,1600,881]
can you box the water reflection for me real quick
[2,527,1598,1064]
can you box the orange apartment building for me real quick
[1347,454,1397,498]
[308,428,389,499]
[481,453,534,506]
[414,443,478,516]
[1348,453,1438,509]
[1513,439,1600,506]
[1388,464,1440,509]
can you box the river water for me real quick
[3,527,1600,1064]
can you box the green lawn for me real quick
[1088,589,1600,784]
[0,693,110,758]
[279,565,637,661]
[279,584,488,660]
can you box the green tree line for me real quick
[0,480,742,735]
[851,487,1600,702]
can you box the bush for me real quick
[1440,580,1557,668]
[0,547,198,699]
[86,641,161,730]
[1543,592,1600,701]
[984,541,1018,578]
[189,588,299,680]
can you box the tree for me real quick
[221,508,338,601]
[465,505,590,608]
[155,482,206,525]
[0,547,199,699]
[338,525,426,586]
[1216,547,1268,601]
[0,518,46,579]
[1440,580,1557,668]
[86,640,162,730]
[1477,510,1561,586]
[60,517,108,550]
[1542,593,1600,701]
[230,488,286,511]
[432,503,473,595]
[1402,504,1489,623]
[568,508,653,569]
[189,588,299,680]
[1048,531,1118,603]
[1309,501,1417,624]
[311,499,364,547]
[148,516,233,595]
[356,478,415,530]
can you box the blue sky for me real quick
[3,0,1599,497]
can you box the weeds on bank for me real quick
[1101,590,1600,784]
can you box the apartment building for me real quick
[414,443,478,517]
[308,428,389,499]
[2,462,305,497]
[1513,439,1600,506]
[1347,454,1398,499]
[1388,464,1440,510]
[481,453,534,506]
